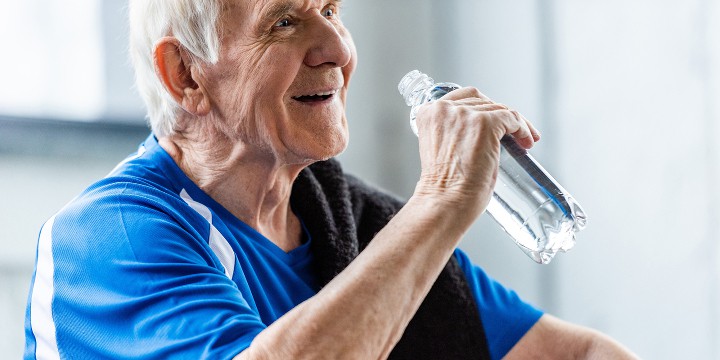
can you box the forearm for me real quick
[236,195,477,360]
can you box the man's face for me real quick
[200,0,357,163]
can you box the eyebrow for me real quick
[259,1,296,25]
[258,0,344,24]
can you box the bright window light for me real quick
[0,1,143,122]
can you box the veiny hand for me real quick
[413,87,541,220]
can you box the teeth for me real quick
[303,89,337,97]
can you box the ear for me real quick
[153,37,211,116]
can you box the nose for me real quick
[304,17,352,68]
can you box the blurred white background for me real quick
[1,0,719,358]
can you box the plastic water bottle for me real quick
[398,70,587,264]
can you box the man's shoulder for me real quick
[49,173,207,259]
[60,172,182,220]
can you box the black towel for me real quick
[291,159,491,360]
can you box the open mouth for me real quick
[292,89,337,103]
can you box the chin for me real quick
[310,136,348,161]
[290,130,348,164]
[320,141,348,160]
[279,111,349,163]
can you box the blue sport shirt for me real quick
[25,134,542,360]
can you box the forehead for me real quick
[223,0,327,22]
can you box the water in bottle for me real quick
[398,70,587,264]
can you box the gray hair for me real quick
[128,0,222,137]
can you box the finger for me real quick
[467,103,509,112]
[508,110,535,149]
[483,109,532,146]
[416,97,497,122]
[440,86,492,102]
[509,110,541,143]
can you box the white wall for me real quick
[551,1,720,358]
[2,1,719,359]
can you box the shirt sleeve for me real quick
[453,248,544,360]
[31,184,265,360]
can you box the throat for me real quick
[259,211,304,253]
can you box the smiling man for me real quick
[24,0,637,359]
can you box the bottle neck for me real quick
[399,71,435,106]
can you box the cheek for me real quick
[211,50,301,135]
[218,40,299,101]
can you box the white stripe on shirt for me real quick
[29,216,61,360]
[180,189,236,279]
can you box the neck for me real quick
[158,132,308,252]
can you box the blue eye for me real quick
[323,8,334,17]
[275,18,291,27]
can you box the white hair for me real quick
[128,0,222,137]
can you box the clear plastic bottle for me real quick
[398,70,587,264]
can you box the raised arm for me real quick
[236,87,540,359]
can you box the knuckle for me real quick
[433,99,457,117]
[417,100,457,131]
[504,110,520,124]
[464,86,483,98]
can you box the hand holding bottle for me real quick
[413,86,540,220]
[400,70,587,264]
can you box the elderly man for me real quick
[25,0,636,359]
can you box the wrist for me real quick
[414,173,492,214]
[408,184,487,231]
